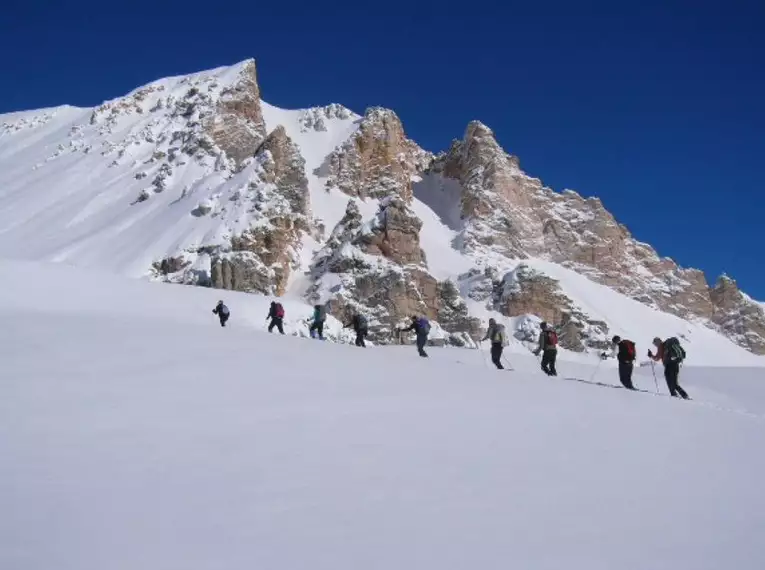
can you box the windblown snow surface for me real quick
[2,259,764,570]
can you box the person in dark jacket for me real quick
[212,300,230,327]
[309,305,327,340]
[482,318,506,369]
[533,321,557,376]
[649,337,690,399]
[345,313,369,347]
[612,335,636,390]
[399,316,430,357]
[266,301,285,334]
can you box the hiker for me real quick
[267,301,285,334]
[212,300,230,327]
[345,313,369,347]
[533,321,558,376]
[649,337,690,399]
[482,318,507,369]
[612,335,636,390]
[399,315,431,357]
[309,304,327,340]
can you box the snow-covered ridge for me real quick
[1,58,763,359]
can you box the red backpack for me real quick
[623,340,636,361]
[545,329,558,347]
[275,303,285,318]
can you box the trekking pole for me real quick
[589,357,603,382]
[650,360,659,394]
[478,340,489,368]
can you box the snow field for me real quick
[1,260,764,570]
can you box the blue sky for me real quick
[2,0,764,297]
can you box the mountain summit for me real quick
[1,58,763,357]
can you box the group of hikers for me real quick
[212,300,690,399]
[611,334,690,399]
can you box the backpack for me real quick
[274,303,285,318]
[418,317,431,334]
[219,304,229,316]
[664,337,686,363]
[622,340,636,361]
[314,305,326,322]
[492,324,508,346]
[356,314,368,330]
[545,329,558,348]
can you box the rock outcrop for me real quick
[710,276,765,354]
[203,60,267,164]
[258,125,310,215]
[310,199,476,342]
[208,127,309,295]
[495,264,609,352]
[422,120,762,353]
[322,108,431,201]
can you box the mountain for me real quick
[1,59,763,359]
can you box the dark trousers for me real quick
[618,360,635,389]
[268,317,284,334]
[416,332,428,357]
[491,343,504,369]
[355,329,367,347]
[310,321,324,339]
[219,314,229,327]
[541,349,557,376]
[664,362,689,399]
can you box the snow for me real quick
[1,259,765,570]
[1,58,763,365]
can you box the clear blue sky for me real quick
[2,0,764,297]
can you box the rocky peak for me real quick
[421,118,760,350]
[322,107,430,201]
[203,59,267,164]
[708,275,765,354]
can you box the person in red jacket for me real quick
[649,337,690,399]
[611,335,636,390]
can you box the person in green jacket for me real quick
[309,304,327,340]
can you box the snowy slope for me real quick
[1,59,763,362]
[2,259,764,570]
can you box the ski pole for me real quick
[589,357,603,382]
[650,360,659,394]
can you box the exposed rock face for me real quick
[359,197,424,265]
[498,265,571,325]
[322,107,431,201]
[209,128,310,296]
[152,256,190,276]
[309,199,469,342]
[495,264,609,352]
[258,125,310,215]
[710,276,765,355]
[437,279,482,345]
[211,253,271,293]
[424,120,760,352]
[299,104,353,132]
[157,122,309,296]
[203,60,267,164]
